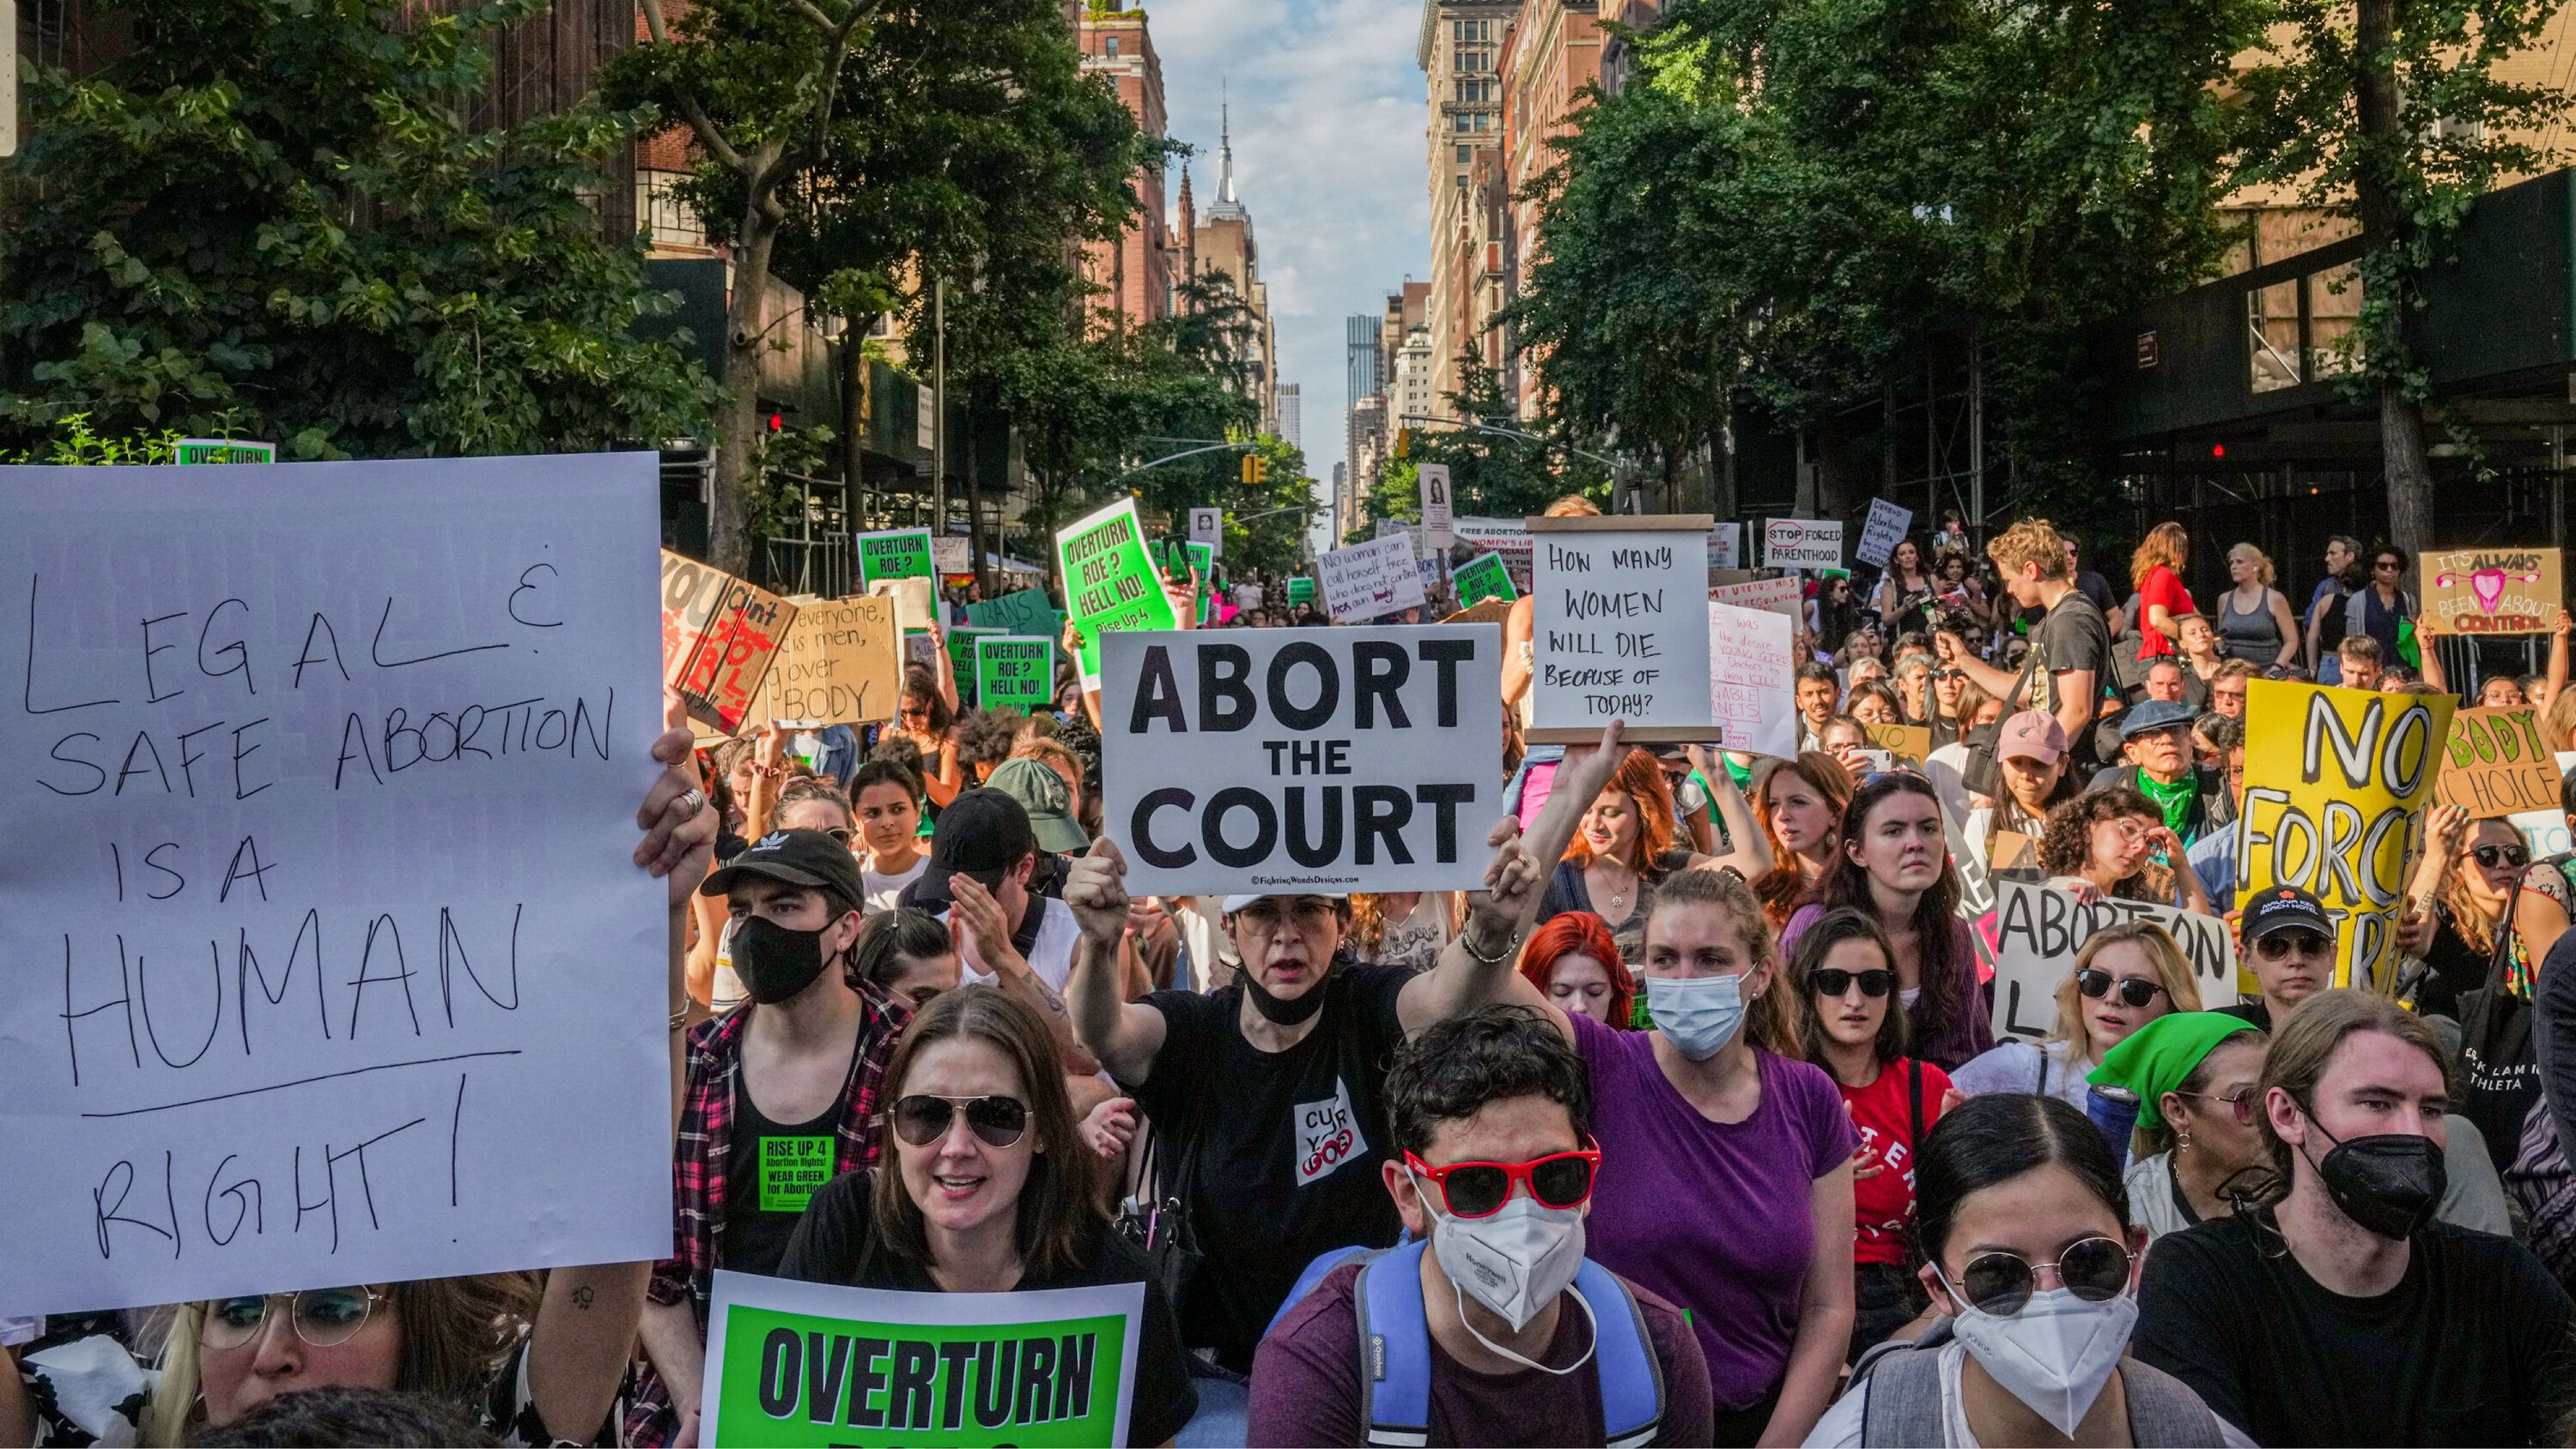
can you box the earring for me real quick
[2178,1131,2193,1154]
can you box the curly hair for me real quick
[1564,749,1680,873]
[1517,910,1634,1028]
[1388,1004,1592,1157]
[953,708,1024,770]
[899,663,953,734]
[2037,785,2160,894]
[1986,518,2070,583]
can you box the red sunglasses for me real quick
[1403,1143,1601,1219]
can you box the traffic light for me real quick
[1241,453,1270,486]
[1394,428,1412,458]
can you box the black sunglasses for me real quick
[890,1094,1029,1149]
[2254,931,2333,960]
[1944,1235,2133,1316]
[2473,844,2531,870]
[1813,967,1896,998]
[2075,969,2167,1009]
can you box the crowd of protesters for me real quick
[15,509,2576,1449]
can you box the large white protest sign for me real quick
[1455,516,1533,588]
[1419,464,1455,549]
[1315,534,1427,623]
[702,1270,1145,1448]
[1710,573,1805,623]
[1101,626,1503,895]
[1988,880,2238,1042]
[0,454,670,1316]
[1709,602,1796,758]
[1765,517,1844,571]
[1855,499,1912,569]
[1528,515,1716,743]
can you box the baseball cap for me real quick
[1996,710,2068,765]
[913,788,1040,909]
[699,828,866,906]
[2242,886,2334,943]
[987,757,1089,855]
[2119,699,2199,740]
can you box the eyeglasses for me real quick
[2473,844,2531,870]
[1234,899,1337,934]
[2373,560,2403,572]
[1941,1236,2134,1316]
[823,826,853,844]
[2254,931,2333,961]
[2075,970,2167,1008]
[1403,1143,1600,1218]
[1812,967,1895,997]
[201,1288,388,1350]
[890,1094,1030,1149]
[2173,1088,2260,1125]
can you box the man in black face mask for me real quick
[2133,988,2576,1446]
[633,828,910,1441]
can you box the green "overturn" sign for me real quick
[1054,499,1176,679]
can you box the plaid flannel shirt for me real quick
[623,981,908,1446]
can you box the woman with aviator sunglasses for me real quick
[2086,1013,2271,1242]
[775,985,1199,1445]
[1807,1094,2246,1447]
[1949,922,2199,1113]
[2401,804,2533,1022]
[1791,910,1955,1362]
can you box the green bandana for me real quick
[2135,768,2196,840]
[2089,1012,2265,1131]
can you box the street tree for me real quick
[0,0,713,458]
[2231,0,2568,562]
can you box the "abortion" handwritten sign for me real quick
[0,453,672,1315]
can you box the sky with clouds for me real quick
[1142,0,1433,507]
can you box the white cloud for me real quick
[1147,0,1431,438]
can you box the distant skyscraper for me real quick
[1346,314,1382,415]
[1278,384,1301,449]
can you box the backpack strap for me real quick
[1851,1328,1950,1448]
[1572,1260,1665,1449]
[2115,1358,2227,1447]
[1356,1240,1435,1446]
[1268,1244,1387,1339]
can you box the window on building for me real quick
[1456,144,1471,163]
[1104,35,1118,55]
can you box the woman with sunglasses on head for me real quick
[1793,910,1955,1363]
[1949,920,2200,1113]
[1807,1093,2244,1447]
[775,986,1197,1445]
[1873,540,1937,630]
[2085,1013,2271,1242]
[1781,773,1994,1071]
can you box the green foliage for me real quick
[0,0,715,458]
[1513,0,2260,512]
[0,413,191,465]
[1358,355,1607,537]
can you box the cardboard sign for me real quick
[1189,506,1223,556]
[1709,521,1742,571]
[975,635,1055,713]
[1445,598,1513,628]
[1286,577,1315,606]
[1100,626,1504,895]
[857,528,938,590]
[1990,880,2238,1041]
[2436,706,2563,818]
[963,588,1065,642]
[1709,601,1797,758]
[904,631,936,667]
[1453,552,1516,608]
[664,550,800,735]
[929,535,972,577]
[1419,464,1455,549]
[1316,534,1427,623]
[1765,518,1844,571]
[1055,499,1179,679]
[1710,574,1805,622]
[0,452,670,1315]
[2238,679,2453,991]
[1855,499,1913,569]
[2420,548,2561,635]
[1455,516,1534,589]
[754,595,903,727]
[1528,515,1717,744]
[1990,829,2045,877]
[702,1270,1144,1448]
[870,576,937,638]
[1863,723,1933,767]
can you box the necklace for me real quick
[1595,859,1637,909]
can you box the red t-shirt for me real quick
[2137,566,2194,658]
[1837,1057,1953,1266]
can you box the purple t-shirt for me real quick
[1568,1010,1857,1411]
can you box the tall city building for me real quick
[1345,312,1382,500]
[1499,0,1601,417]
[1192,102,1283,433]
[1419,0,1516,422]
[1075,8,1176,330]
[1277,383,1301,449]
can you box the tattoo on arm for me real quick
[571,1285,595,1311]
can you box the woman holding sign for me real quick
[890,662,966,810]
[773,987,1199,1446]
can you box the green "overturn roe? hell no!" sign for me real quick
[1054,499,1176,679]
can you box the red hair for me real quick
[1518,911,1634,1028]
[1564,749,1678,872]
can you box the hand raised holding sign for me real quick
[635,723,716,906]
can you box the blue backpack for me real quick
[1267,1240,1666,1447]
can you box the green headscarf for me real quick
[2087,1011,2264,1131]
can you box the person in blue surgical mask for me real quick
[1807,1093,2245,1446]
[1440,723,1861,1447]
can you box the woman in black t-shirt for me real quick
[2403,805,2530,1022]
[775,986,1196,1446]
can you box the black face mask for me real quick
[732,913,835,1004]
[1235,961,1332,1026]
[2300,1104,2446,1240]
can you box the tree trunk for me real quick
[841,315,875,532]
[710,210,780,579]
[2353,0,2433,565]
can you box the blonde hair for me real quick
[1644,867,1806,1056]
[2229,543,2276,588]
[1986,518,2070,582]
[2130,522,2190,588]
[1543,494,1603,518]
[2046,920,2204,1053]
